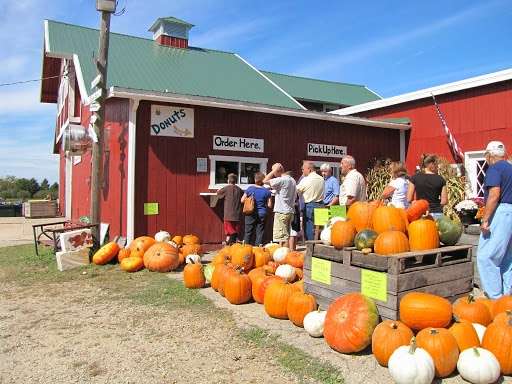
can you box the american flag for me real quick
[431,93,464,161]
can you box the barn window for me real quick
[464,151,487,198]
[209,155,268,189]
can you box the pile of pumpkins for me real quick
[320,200,464,254]
[91,230,204,273]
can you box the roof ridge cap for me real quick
[260,69,367,88]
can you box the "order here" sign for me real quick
[307,143,347,158]
[213,135,264,153]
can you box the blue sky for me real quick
[1,0,511,183]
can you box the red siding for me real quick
[58,147,66,216]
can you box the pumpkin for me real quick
[217,265,235,297]
[286,292,317,327]
[476,296,495,316]
[399,292,452,331]
[372,205,407,234]
[374,230,409,255]
[253,246,271,268]
[143,242,180,272]
[183,234,200,245]
[453,294,492,326]
[253,274,283,304]
[407,199,429,222]
[408,217,440,251]
[117,247,131,262]
[264,261,279,274]
[473,323,486,344]
[154,230,171,243]
[303,310,327,337]
[449,317,481,352]
[319,217,345,245]
[416,327,459,378]
[264,243,280,257]
[371,320,414,367]
[493,309,512,325]
[183,261,205,289]
[293,279,304,292]
[330,220,357,249]
[347,201,380,232]
[180,243,203,258]
[212,249,230,265]
[397,207,410,233]
[247,267,266,283]
[285,251,304,268]
[436,215,463,246]
[129,236,155,258]
[264,281,297,319]
[92,241,120,265]
[482,315,512,374]
[230,243,254,271]
[185,254,201,264]
[203,263,215,283]
[457,347,501,384]
[171,235,183,247]
[120,256,144,272]
[354,229,378,251]
[275,264,296,282]
[295,268,303,281]
[324,293,379,353]
[211,263,229,292]
[272,247,290,263]
[388,337,435,384]
[224,269,252,305]
[492,295,512,318]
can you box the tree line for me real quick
[0,176,59,201]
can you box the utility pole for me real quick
[90,0,116,245]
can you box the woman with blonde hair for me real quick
[381,161,409,208]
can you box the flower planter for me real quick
[457,209,479,226]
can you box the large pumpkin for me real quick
[324,293,379,353]
[211,263,229,292]
[354,229,378,251]
[408,218,440,251]
[436,215,463,246]
[330,220,356,249]
[453,294,492,326]
[217,265,235,297]
[399,292,452,331]
[143,242,180,272]
[492,295,512,318]
[347,201,380,232]
[264,281,297,319]
[230,244,254,271]
[482,315,512,374]
[129,236,156,258]
[120,256,144,272]
[285,251,304,268]
[286,292,317,327]
[224,269,252,305]
[253,247,271,268]
[183,261,206,289]
[407,199,429,222]
[92,241,120,265]
[416,328,459,378]
[374,230,409,255]
[372,206,407,234]
[448,317,481,352]
[371,320,414,367]
[254,275,283,304]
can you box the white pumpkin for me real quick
[319,217,345,245]
[457,347,501,384]
[388,339,435,384]
[275,264,296,282]
[273,247,290,263]
[303,310,326,337]
[185,254,201,264]
[155,230,171,242]
[473,323,486,343]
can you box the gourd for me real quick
[264,281,297,319]
[143,242,180,272]
[92,241,120,265]
[371,320,414,367]
[482,315,512,374]
[154,230,171,243]
[183,261,206,289]
[408,217,440,251]
[436,215,463,245]
[406,199,429,222]
[319,217,345,245]
[119,256,144,272]
[275,264,296,282]
[185,254,201,264]
[330,220,357,249]
[272,247,290,263]
[286,292,317,327]
[416,327,459,378]
[449,317,481,352]
[374,230,410,255]
[303,309,327,337]
[347,201,380,232]
[388,338,435,384]
[453,294,492,326]
[285,251,304,268]
[129,236,156,258]
[372,205,407,234]
[203,263,215,283]
[224,269,252,305]
[399,292,452,331]
[457,347,501,384]
[354,229,378,251]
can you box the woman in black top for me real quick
[407,154,448,218]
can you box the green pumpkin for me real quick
[354,229,378,251]
[436,215,463,245]
[203,263,215,283]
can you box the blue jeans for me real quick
[303,202,323,241]
[477,203,512,298]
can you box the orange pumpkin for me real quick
[117,247,131,263]
[492,295,512,318]
[264,261,279,274]
[452,294,492,326]
[482,315,512,374]
[293,279,304,292]
[285,251,304,268]
[371,320,414,367]
[374,230,409,255]
[347,201,380,232]
[247,267,266,283]
[183,261,205,289]
[120,256,144,272]
[407,199,430,222]
[416,328,459,378]
[330,220,356,249]
[397,208,409,233]
[143,242,180,272]
[251,271,271,303]
[448,317,480,352]
[217,265,235,297]
[408,218,440,251]
[224,269,252,304]
[211,263,229,292]
[129,236,156,258]
[256,275,284,304]
[182,234,200,245]
[476,296,495,315]
[493,310,512,326]
[287,292,317,327]
[92,241,120,265]
[212,248,231,265]
[324,293,379,353]
[294,268,304,281]
[399,292,452,331]
[264,281,297,319]
[253,246,271,268]
[181,243,203,258]
[171,235,183,247]
[230,243,254,271]
[372,206,407,234]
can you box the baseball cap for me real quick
[485,141,506,156]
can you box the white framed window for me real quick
[465,151,487,198]
[308,160,341,181]
[208,155,268,190]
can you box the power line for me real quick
[0,74,63,88]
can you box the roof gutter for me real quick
[108,87,410,130]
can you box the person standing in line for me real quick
[217,173,243,244]
[296,161,325,241]
[320,163,340,207]
[477,141,512,299]
[263,163,297,246]
[339,155,367,207]
[407,154,447,219]
[381,161,409,208]
[241,172,272,246]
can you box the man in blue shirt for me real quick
[320,164,340,206]
[477,141,512,299]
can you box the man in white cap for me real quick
[477,140,512,299]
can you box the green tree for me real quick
[40,178,50,190]
[50,182,59,191]
[16,190,31,199]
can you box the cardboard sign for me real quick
[307,143,347,158]
[361,269,387,302]
[144,202,159,215]
[330,205,346,218]
[313,208,330,226]
[311,257,331,285]
[213,135,264,153]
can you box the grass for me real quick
[240,327,344,384]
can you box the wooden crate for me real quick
[304,242,473,320]
[24,200,57,218]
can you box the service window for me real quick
[209,155,268,189]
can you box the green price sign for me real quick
[144,202,159,215]
[361,269,387,302]
[311,257,331,285]
[313,208,329,226]
[329,205,346,218]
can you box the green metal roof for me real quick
[45,20,303,110]
[261,70,381,107]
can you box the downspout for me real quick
[126,98,140,243]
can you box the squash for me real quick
[406,199,429,222]
[92,241,120,265]
[183,261,205,289]
[399,292,452,331]
[457,347,501,384]
[374,230,409,255]
[388,337,435,384]
[482,315,512,374]
[416,327,459,378]
[330,220,357,249]
[324,293,379,353]
[224,269,252,305]
[436,215,463,246]
[143,242,180,272]
[303,309,326,337]
[372,205,407,234]
[120,256,144,272]
[275,264,296,282]
[272,247,290,263]
[129,236,155,258]
[203,263,215,283]
[154,230,171,243]
[285,251,304,268]
[492,295,512,318]
[453,294,492,326]
[347,201,380,232]
[371,320,414,367]
[449,317,481,352]
[287,292,317,327]
[264,281,297,319]
[319,217,345,245]
[408,217,440,251]
[354,229,378,251]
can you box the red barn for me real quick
[40,17,407,244]
[332,69,512,199]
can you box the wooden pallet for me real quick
[304,242,473,320]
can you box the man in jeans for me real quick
[320,163,340,206]
[263,163,297,246]
[297,161,325,241]
[477,141,512,299]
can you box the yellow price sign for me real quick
[313,208,329,226]
[311,257,331,285]
[144,202,159,215]
[361,269,387,302]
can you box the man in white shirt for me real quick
[296,161,324,240]
[339,155,367,206]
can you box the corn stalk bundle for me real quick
[365,159,391,201]
[437,157,466,216]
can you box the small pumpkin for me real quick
[457,347,501,384]
[285,251,304,268]
[436,215,463,246]
[319,217,345,245]
[182,234,200,245]
[408,217,440,251]
[416,327,459,378]
[217,265,235,297]
[453,294,492,326]
[482,315,512,374]
[303,310,327,337]
[117,247,131,263]
[354,229,378,251]
[294,267,303,281]
[247,267,266,283]
[449,317,481,352]
[253,246,271,268]
[171,235,183,247]
[253,274,283,304]
[212,248,230,265]
[286,292,317,327]
[120,256,144,272]
[180,243,203,258]
[388,337,435,384]
[143,242,180,272]
[129,236,155,258]
[372,205,407,234]
[183,261,206,289]
[492,294,512,318]
[493,309,512,326]
[406,199,429,222]
[399,292,452,331]
[330,220,357,249]
[374,230,409,255]
[347,201,380,232]
[224,269,252,305]
[293,279,304,292]
[211,263,229,292]
[264,281,297,319]
[275,264,296,282]
[264,261,279,274]
[154,230,171,243]
[92,241,120,265]
[476,296,495,316]
[272,247,290,263]
[371,320,414,367]
[230,243,254,271]
[185,254,201,265]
